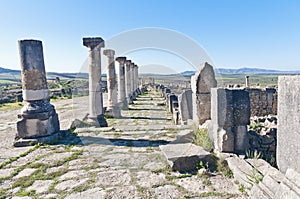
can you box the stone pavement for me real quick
[0,91,245,198]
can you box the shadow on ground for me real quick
[54,130,170,147]
[120,116,171,121]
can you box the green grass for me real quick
[193,128,213,152]
[0,102,23,111]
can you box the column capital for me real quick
[83,37,105,49]
[130,62,135,67]
[125,60,131,65]
[103,49,115,57]
[116,56,126,63]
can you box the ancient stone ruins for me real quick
[0,38,299,198]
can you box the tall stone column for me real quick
[103,49,121,118]
[15,39,60,147]
[125,60,133,104]
[116,57,128,109]
[135,64,140,94]
[130,62,136,100]
[83,37,107,127]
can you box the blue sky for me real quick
[0,0,299,73]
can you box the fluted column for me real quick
[83,37,107,127]
[103,49,121,118]
[116,57,128,109]
[125,60,133,104]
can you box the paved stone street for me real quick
[0,91,245,198]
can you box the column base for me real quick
[14,132,61,147]
[106,106,121,118]
[87,114,108,127]
[118,100,128,110]
[15,104,60,147]
[127,97,134,104]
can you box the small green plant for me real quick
[238,184,246,193]
[245,149,262,159]
[196,161,206,170]
[249,123,263,130]
[16,190,36,197]
[246,168,263,185]
[202,178,212,186]
[193,128,213,152]
[216,159,234,178]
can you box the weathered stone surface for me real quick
[26,180,53,194]
[55,178,89,191]
[167,94,178,113]
[191,62,217,124]
[125,60,133,104]
[178,90,192,125]
[277,75,300,174]
[95,170,131,186]
[103,49,121,118]
[116,57,128,109]
[19,40,48,92]
[209,88,250,153]
[58,170,88,181]
[0,168,14,178]
[159,143,214,173]
[0,90,246,198]
[15,39,60,146]
[13,168,37,179]
[83,37,107,127]
[65,187,106,199]
[226,155,254,189]
[152,184,182,199]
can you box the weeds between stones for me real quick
[193,128,213,152]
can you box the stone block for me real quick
[178,90,193,125]
[209,88,250,153]
[277,76,300,174]
[159,143,215,173]
[191,62,217,125]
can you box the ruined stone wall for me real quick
[247,88,277,117]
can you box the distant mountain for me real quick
[216,67,280,74]
[0,67,89,79]
[0,67,20,74]
[180,67,300,75]
[180,71,196,75]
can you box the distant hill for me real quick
[180,67,300,76]
[0,67,20,74]
[216,67,281,74]
[0,67,89,80]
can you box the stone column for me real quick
[103,49,121,118]
[135,64,140,94]
[116,57,128,109]
[15,39,60,147]
[83,37,107,127]
[245,75,250,88]
[125,60,133,104]
[130,62,136,100]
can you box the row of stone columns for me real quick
[14,37,140,146]
[82,37,140,126]
[115,56,140,108]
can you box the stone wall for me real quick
[247,88,277,117]
[209,88,250,153]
